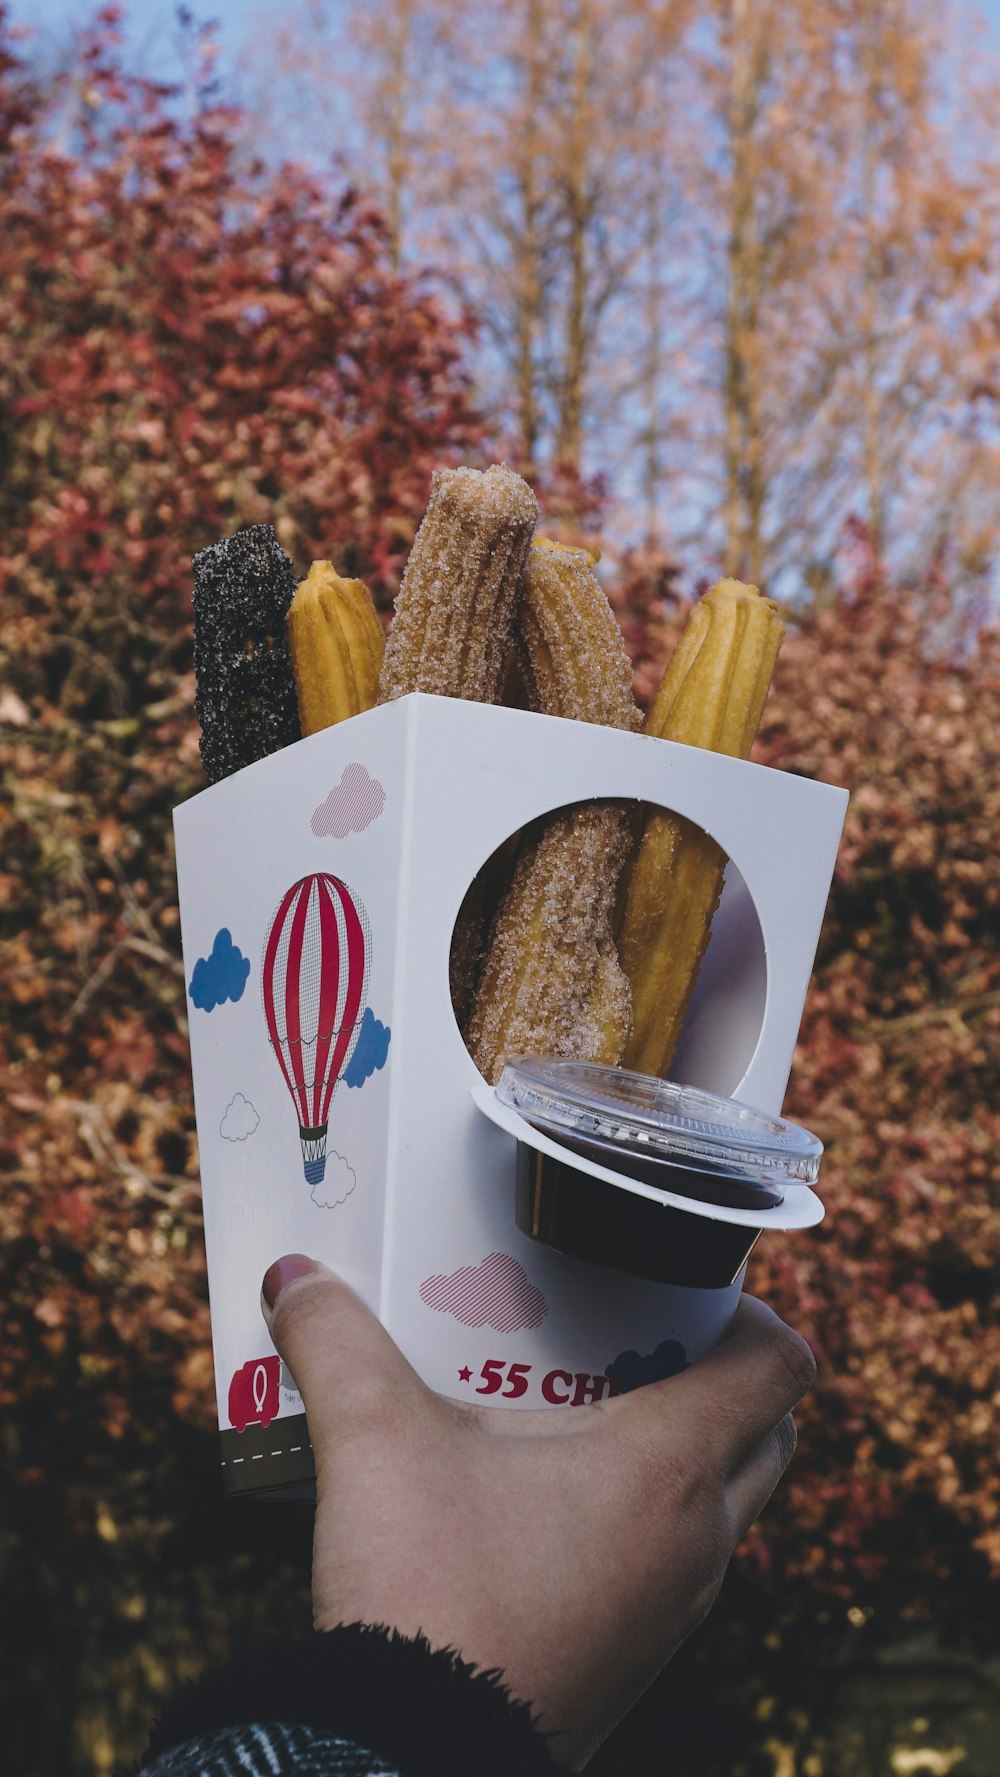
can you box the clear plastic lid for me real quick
[495,1057,822,1188]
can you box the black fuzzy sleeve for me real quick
[138,1623,564,1776]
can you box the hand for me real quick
[261,1257,815,1768]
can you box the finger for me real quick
[727,1412,798,1540]
[261,1255,426,1457]
[618,1295,815,1472]
[694,1297,816,1466]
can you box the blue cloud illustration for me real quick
[606,1339,690,1394]
[344,1007,391,1088]
[189,928,251,1012]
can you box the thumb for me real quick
[261,1255,425,1460]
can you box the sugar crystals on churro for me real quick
[378,463,538,706]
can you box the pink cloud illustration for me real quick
[311,762,385,838]
[420,1251,547,1333]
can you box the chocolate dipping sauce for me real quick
[496,1058,823,1289]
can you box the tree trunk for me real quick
[724,0,766,584]
[860,0,884,571]
[383,0,414,275]
[557,0,593,472]
[513,0,546,476]
[642,176,664,544]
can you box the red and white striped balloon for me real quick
[261,873,369,1184]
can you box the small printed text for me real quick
[458,1358,625,1405]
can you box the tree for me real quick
[673,0,1000,597]
[0,12,483,1769]
[618,527,1000,1619]
[259,0,690,500]
[4,6,1000,1771]
[237,0,1000,594]
[842,0,1000,602]
[753,533,1000,1608]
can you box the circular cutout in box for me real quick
[449,801,767,1101]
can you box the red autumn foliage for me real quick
[617,531,1000,1623]
[0,13,485,1769]
[752,551,1000,1612]
[1,10,997,1774]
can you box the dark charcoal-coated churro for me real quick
[193,525,300,784]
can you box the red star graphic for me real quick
[457,1365,473,1383]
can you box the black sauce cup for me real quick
[496,1058,824,1290]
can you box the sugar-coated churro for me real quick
[193,524,300,785]
[450,876,486,1036]
[378,463,538,705]
[460,539,638,1070]
[618,577,784,1078]
[517,538,640,730]
[465,801,634,1085]
[287,560,385,735]
[450,834,523,1031]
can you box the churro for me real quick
[518,538,640,730]
[193,525,300,785]
[459,537,639,1076]
[287,560,385,735]
[618,577,784,1078]
[465,802,634,1085]
[378,464,538,705]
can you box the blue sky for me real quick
[9,0,1000,580]
[9,0,1000,84]
[6,0,255,84]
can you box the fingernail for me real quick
[261,1253,320,1314]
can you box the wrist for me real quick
[141,1621,565,1775]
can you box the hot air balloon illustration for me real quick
[261,873,370,1185]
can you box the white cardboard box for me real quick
[173,694,848,1496]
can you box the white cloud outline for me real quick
[310,1150,357,1208]
[220,1092,260,1142]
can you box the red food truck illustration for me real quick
[227,1355,280,1432]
